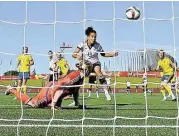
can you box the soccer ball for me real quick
[126,6,140,20]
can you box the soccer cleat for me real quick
[78,105,87,109]
[161,97,167,101]
[68,101,80,107]
[68,101,75,106]
[172,98,177,101]
[55,106,63,110]
[5,85,12,95]
[106,94,111,101]
[13,97,17,100]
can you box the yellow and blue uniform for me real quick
[157,57,176,100]
[18,54,33,79]
[157,57,174,82]
[57,58,70,77]
[17,54,33,93]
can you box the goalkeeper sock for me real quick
[23,85,27,94]
[165,85,175,99]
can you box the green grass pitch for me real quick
[0,93,178,136]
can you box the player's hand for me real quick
[112,51,118,57]
[77,55,83,61]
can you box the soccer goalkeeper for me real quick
[5,61,93,109]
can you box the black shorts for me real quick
[91,62,101,72]
[49,74,58,82]
[89,76,97,84]
[127,87,130,90]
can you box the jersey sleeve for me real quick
[98,44,105,56]
[77,41,84,50]
[98,44,104,52]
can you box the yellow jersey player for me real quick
[56,53,71,100]
[16,46,34,95]
[57,53,70,78]
[155,49,176,101]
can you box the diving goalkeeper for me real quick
[5,61,93,109]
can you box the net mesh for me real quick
[0,1,178,136]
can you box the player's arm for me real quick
[155,61,160,71]
[51,90,63,109]
[169,59,176,69]
[61,60,70,77]
[99,45,118,57]
[102,52,118,57]
[17,58,21,68]
[28,56,34,66]
[72,42,85,61]
[72,47,83,61]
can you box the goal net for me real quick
[0,1,178,136]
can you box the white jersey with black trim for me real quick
[49,54,59,74]
[77,41,104,64]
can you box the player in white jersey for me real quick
[126,81,131,94]
[72,27,118,101]
[48,50,59,82]
[142,73,152,96]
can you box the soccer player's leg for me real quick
[30,81,56,107]
[17,72,23,92]
[95,81,99,98]
[22,72,30,94]
[164,75,176,101]
[66,87,81,107]
[55,89,74,109]
[93,64,111,101]
[5,86,31,104]
[98,75,111,101]
[88,75,96,98]
[160,76,167,101]
[13,72,23,100]
[88,85,92,98]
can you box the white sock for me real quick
[88,89,91,97]
[96,90,99,98]
[104,88,109,96]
